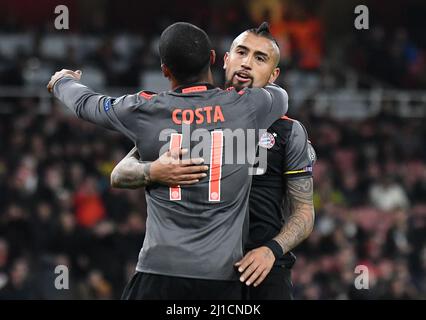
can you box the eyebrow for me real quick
[235,45,270,60]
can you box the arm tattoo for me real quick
[273,177,315,254]
[111,147,152,189]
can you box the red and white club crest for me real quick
[259,132,276,149]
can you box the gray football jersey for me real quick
[54,79,288,280]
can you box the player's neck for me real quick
[171,71,214,90]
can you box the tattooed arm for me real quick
[273,177,315,254]
[111,147,208,189]
[110,147,151,189]
[235,177,315,287]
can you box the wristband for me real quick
[264,240,284,259]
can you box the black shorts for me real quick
[121,272,243,300]
[244,266,293,300]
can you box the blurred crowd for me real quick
[292,109,425,299]
[0,104,144,299]
[0,0,425,300]
[0,97,424,299]
[349,26,426,89]
[0,0,425,89]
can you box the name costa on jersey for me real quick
[172,105,225,125]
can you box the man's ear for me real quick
[161,64,170,79]
[210,50,216,66]
[223,52,229,70]
[268,67,280,83]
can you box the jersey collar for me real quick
[173,83,217,93]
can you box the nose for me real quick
[241,55,253,70]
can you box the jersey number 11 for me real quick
[169,131,223,202]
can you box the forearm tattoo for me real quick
[273,177,315,254]
[111,147,152,189]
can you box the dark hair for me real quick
[159,22,212,84]
[246,22,280,49]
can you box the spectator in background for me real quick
[369,176,410,212]
[384,208,411,258]
[78,270,113,300]
[74,176,106,228]
[0,258,34,299]
[286,3,323,71]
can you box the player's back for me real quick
[131,83,287,280]
[52,78,287,281]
